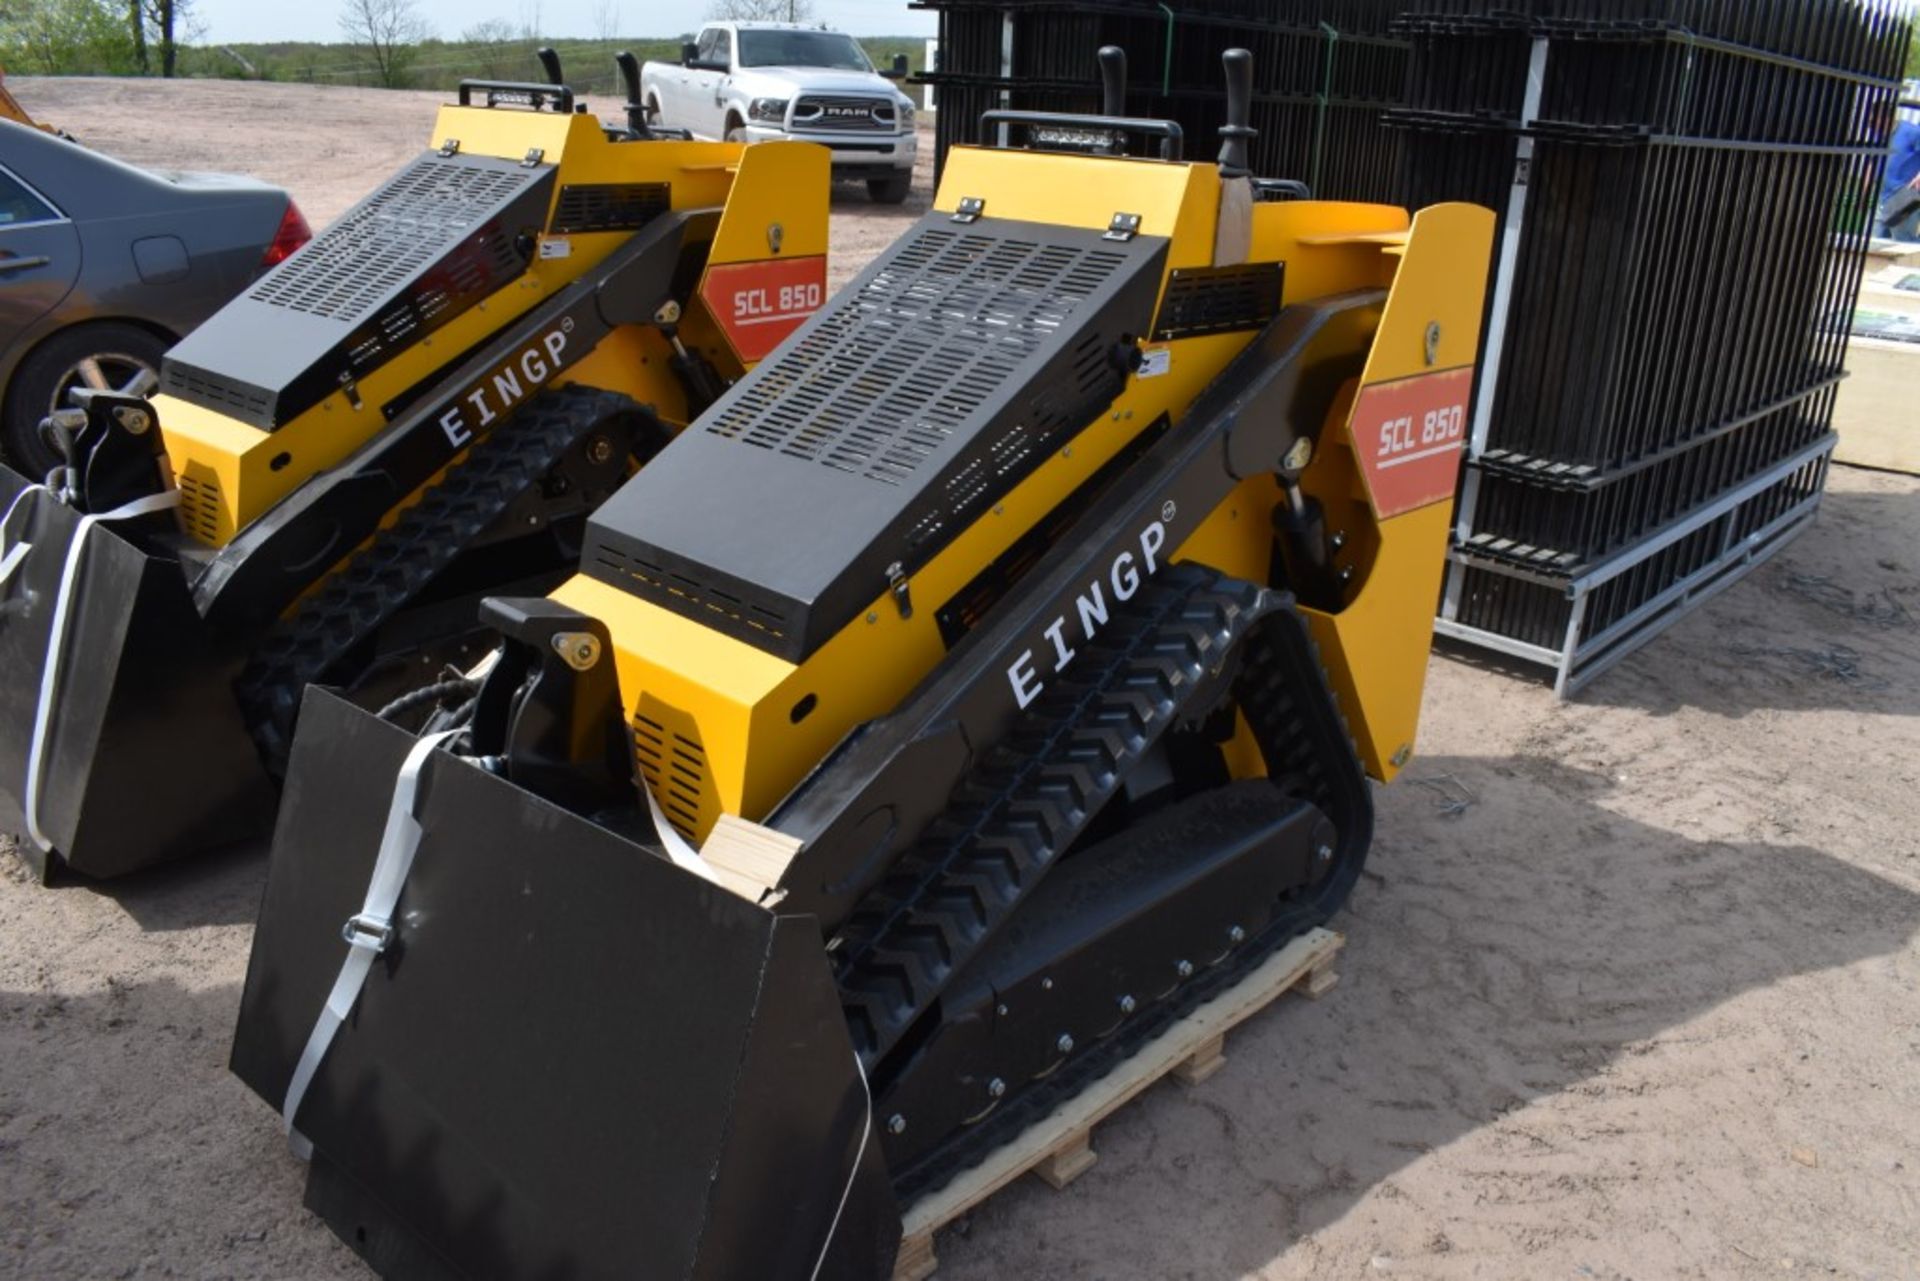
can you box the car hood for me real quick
[732,66,908,103]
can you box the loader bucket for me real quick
[0,467,272,880]
[231,689,901,1281]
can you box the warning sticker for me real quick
[1348,366,1476,520]
[698,255,828,363]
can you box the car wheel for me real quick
[868,172,913,205]
[2,322,168,481]
[725,123,748,144]
[644,95,664,127]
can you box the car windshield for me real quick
[737,30,872,71]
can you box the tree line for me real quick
[1,0,927,99]
[2,0,190,77]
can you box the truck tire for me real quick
[868,171,913,205]
[725,119,747,145]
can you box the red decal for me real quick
[698,256,827,362]
[1349,366,1476,520]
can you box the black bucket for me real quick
[0,466,273,880]
[232,689,900,1280]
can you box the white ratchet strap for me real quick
[6,487,182,852]
[641,777,723,885]
[810,1051,873,1281]
[0,485,42,589]
[283,728,461,1160]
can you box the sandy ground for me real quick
[4,76,1920,1281]
[4,76,929,288]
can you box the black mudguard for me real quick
[0,466,272,880]
[231,688,901,1280]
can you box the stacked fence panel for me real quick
[913,0,1911,696]
[913,0,1412,201]
[1403,0,1910,694]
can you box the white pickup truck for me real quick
[640,22,918,203]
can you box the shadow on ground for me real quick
[8,833,271,932]
[0,976,348,1279]
[3,752,1915,1279]
[1444,480,1920,718]
[932,752,1920,1278]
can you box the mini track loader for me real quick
[0,52,828,881]
[232,48,1493,1280]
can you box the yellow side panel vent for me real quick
[633,700,719,843]
[174,471,225,545]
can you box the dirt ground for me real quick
[4,76,929,289]
[4,77,1919,1281]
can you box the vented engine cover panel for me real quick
[159,151,555,429]
[583,213,1168,661]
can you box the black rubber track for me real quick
[235,385,648,774]
[880,570,1375,1200]
[835,562,1372,1077]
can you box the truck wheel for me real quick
[868,172,913,205]
[643,94,663,126]
[725,121,748,145]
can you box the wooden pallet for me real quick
[890,926,1344,1281]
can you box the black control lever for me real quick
[1217,47,1255,178]
[614,51,653,139]
[1098,46,1127,117]
[536,46,565,91]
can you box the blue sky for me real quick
[192,0,934,44]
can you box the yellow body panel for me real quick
[704,140,831,263]
[567,144,1489,840]
[1250,201,1407,298]
[1295,202,1495,780]
[938,146,1221,270]
[159,103,826,548]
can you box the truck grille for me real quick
[793,96,895,132]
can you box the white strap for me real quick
[0,484,49,590]
[19,488,181,853]
[810,1051,873,1281]
[641,777,723,885]
[283,728,461,1159]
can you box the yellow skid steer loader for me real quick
[0,51,828,881]
[232,48,1492,1280]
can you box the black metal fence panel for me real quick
[912,0,1913,695]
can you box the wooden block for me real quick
[891,1231,938,1281]
[895,927,1346,1269]
[1172,1033,1227,1086]
[1032,1131,1098,1190]
[699,814,805,903]
[1300,958,1340,1000]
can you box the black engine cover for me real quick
[581,213,1169,662]
[162,151,554,429]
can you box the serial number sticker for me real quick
[538,237,572,260]
[1137,347,1172,379]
